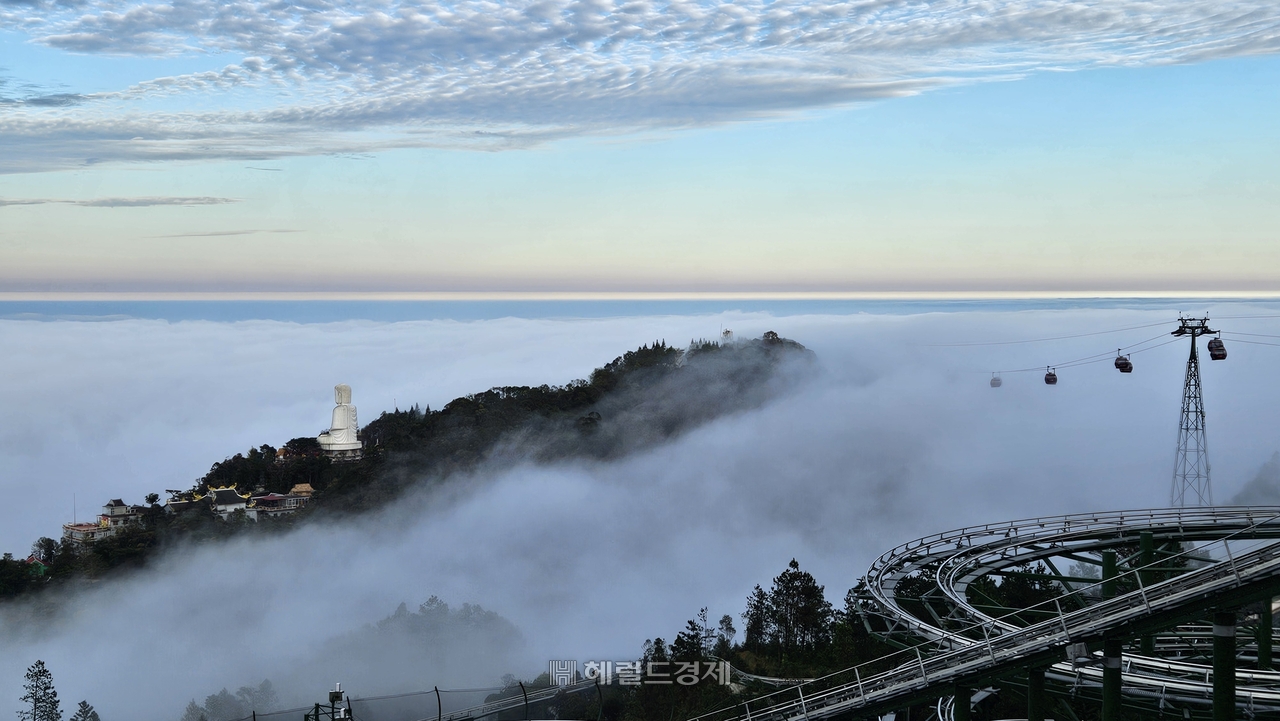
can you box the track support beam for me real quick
[1259,598,1273,671]
[1102,639,1122,721]
[951,685,970,721]
[1140,532,1155,655]
[1026,667,1046,721]
[1102,550,1117,600]
[1214,610,1236,721]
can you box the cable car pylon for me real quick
[1170,317,1220,507]
[983,315,1237,507]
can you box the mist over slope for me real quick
[1,305,1278,719]
[322,334,815,512]
[1231,452,1280,505]
[0,334,816,602]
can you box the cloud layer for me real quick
[4,0,1280,170]
[2,305,1280,719]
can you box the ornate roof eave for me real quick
[206,484,252,499]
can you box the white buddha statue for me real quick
[318,384,363,456]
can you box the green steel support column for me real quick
[1260,598,1274,671]
[1140,532,1155,656]
[1214,611,1236,721]
[1027,666,1046,721]
[952,684,970,721]
[1102,550,1117,600]
[1102,639,1122,721]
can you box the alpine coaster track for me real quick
[687,507,1280,721]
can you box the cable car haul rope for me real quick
[987,316,1244,386]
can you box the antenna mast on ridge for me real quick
[1170,317,1217,507]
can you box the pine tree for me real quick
[741,584,770,649]
[714,614,736,657]
[234,680,277,713]
[200,690,245,721]
[671,619,705,661]
[741,559,833,655]
[18,660,62,721]
[768,559,832,653]
[178,700,208,721]
[69,701,99,721]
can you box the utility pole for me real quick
[1171,317,1217,507]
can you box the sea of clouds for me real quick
[1,304,1278,719]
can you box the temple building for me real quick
[163,485,310,520]
[318,383,363,460]
[248,492,310,519]
[207,485,252,518]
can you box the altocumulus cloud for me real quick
[3,0,1280,170]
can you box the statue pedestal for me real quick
[322,447,363,462]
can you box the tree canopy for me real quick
[18,660,61,721]
[68,701,100,721]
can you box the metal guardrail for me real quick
[411,680,600,721]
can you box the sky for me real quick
[2,302,1280,719]
[2,0,1280,293]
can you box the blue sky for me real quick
[2,0,1280,294]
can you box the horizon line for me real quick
[1,290,1280,302]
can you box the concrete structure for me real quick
[101,498,145,529]
[318,383,363,460]
[62,499,146,545]
[61,522,106,545]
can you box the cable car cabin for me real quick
[1044,368,1058,385]
[1115,355,1133,373]
[990,374,1002,388]
[1207,337,1227,361]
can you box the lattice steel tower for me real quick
[1170,317,1217,507]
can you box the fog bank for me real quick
[2,305,1279,719]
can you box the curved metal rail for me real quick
[861,507,1280,716]
[687,507,1280,721]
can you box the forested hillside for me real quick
[1,332,814,601]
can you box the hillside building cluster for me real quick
[61,485,314,546]
[59,383,359,546]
